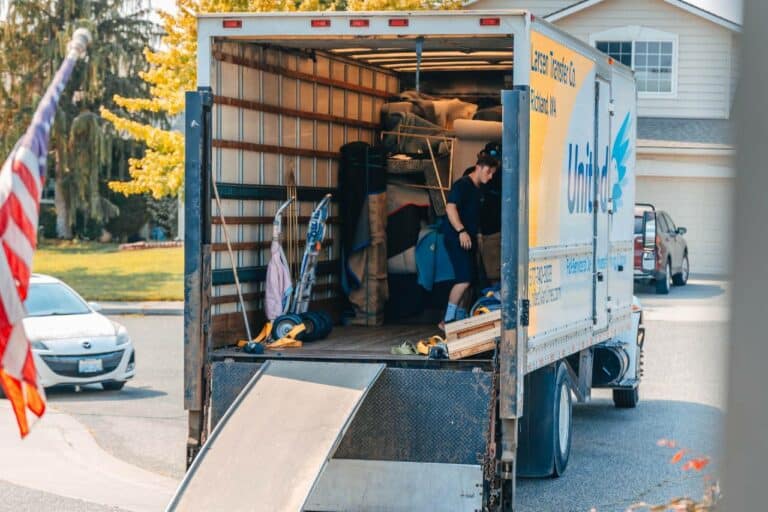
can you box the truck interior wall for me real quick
[209,42,399,346]
[207,39,513,349]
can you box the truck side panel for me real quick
[607,71,637,316]
[526,29,598,372]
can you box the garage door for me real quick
[636,176,732,275]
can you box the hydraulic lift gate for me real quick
[167,361,384,512]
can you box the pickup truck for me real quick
[634,203,690,294]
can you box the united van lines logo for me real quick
[566,113,632,214]
[610,113,632,212]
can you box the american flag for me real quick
[0,29,90,437]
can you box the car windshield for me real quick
[634,216,643,234]
[25,283,91,317]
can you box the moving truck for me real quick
[178,10,644,511]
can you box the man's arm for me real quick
[445,203,472,250]
[445,203,464,233]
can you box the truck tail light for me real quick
[480,17,501,26]
[350,19,369,27]
[311,19,331,28]
[222,19,242,29]
[389,18,408,27]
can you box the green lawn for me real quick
[33,241,183,301]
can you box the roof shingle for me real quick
[637,117,733,146]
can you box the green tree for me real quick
[0,0,160,238]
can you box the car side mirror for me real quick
[89,302,103,312]
[676,227,687,235]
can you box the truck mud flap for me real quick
[167,360,385,512]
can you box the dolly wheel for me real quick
[272,314,304,340]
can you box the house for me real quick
[466,0,740,275]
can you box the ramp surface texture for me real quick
[168,360,384,512]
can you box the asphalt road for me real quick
[518,278,728,511]
[0,278,728,511]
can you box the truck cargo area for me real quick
[200,24,517,364]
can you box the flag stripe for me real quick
[2,324,28,377]
[0,249,24,325]
[3,241,32,301]
[11,148,41,198]
[2,196,36,246]
[3,221,34,268]
[10,173,38,228]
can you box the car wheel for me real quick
[102,381,126,391]
[613,386,639,408]
[655,260,672,294]
[673,254,689,286]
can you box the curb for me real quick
[100,305,184,316]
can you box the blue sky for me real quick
[149,0,742,24]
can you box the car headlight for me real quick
[116,327,131,346]
[30,340,49,350]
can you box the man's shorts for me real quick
[443,236,476,284]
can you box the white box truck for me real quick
[178,10,644,511]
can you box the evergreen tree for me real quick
[0,0,160,238]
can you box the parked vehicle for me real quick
[23,274,135,390]
[177,11,643,511]
[634,204,690,294]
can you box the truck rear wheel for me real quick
[517,361,573,478]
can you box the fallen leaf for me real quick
[682,457,711,472]
[670,449,687,464]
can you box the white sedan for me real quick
[23,274,136,390]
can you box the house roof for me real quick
[545,0,742,32]
[637,117,733,150]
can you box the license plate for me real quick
[78,359,103,373]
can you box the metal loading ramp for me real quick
[167,360,385,512]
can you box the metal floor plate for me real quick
[168,360,385,512]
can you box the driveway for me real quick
[518,277,728,511]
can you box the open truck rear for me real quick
[179,10,643,511]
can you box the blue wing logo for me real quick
[611,113,632,211]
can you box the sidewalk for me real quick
[99,301,183,316]
[0,403,178,511]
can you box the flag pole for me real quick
[0,28,91,438]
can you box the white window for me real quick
[591,26,678,98]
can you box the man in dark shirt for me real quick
[441,155,499,326]
[461,142,502,283]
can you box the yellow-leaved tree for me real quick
[101,0,462,198]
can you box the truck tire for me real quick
[517,361,573,478]
[655,260,672,294]
[673,254,689,286]
[613,387,639,408]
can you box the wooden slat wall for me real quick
[209,42,399,344]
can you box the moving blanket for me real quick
[338,142,389,326]
[415,226,455,291]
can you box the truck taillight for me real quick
[222,19,242,29]
[350,19,369,27]
[480,17,501,26]
[311,19,331,28]
[389,18,408,27]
